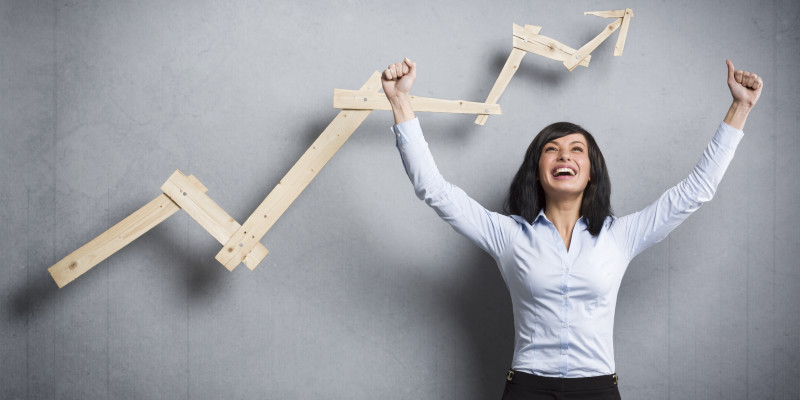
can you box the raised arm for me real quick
[382,58,519,259]
[617,60,763,259]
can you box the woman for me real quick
[381,57,763,400]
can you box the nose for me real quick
[558,149,571,161]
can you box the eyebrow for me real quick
[546,140,587,146]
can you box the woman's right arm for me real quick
[382,59,520,259]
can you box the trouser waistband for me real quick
[506,370,618,392]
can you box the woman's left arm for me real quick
[617,60,763,259]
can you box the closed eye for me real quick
[572,146,584,152]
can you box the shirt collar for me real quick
[511,210,587,227]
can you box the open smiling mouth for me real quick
[553,167,576,177]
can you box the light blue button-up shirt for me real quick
[391,118,743,378]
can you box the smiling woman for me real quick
[381,57,763,400]
[506,121,611,248]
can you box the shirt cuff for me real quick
[390,117,423,146]
[715,121,744,150]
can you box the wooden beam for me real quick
[215,72,382,270]
[474,46,527,125]
[613,9,634,56]
[523,25,542,34]
[584,10,627,18]
[333,90,501,115]
[512,24,591,67]
[563,17,623,71]
[161,170,269,271]
[48,175,207,288]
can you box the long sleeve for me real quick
[613,121,744,260]
[392,118,520,260]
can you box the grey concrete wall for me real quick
[2,0,798,399]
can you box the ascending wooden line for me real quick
[161,170,269,271]
[215,72,384,270]
[48,175,208,288]
[475,9,634,125]
[50,13,635,285]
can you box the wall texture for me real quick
[2,1,798,399]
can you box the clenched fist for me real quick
[382,58,417,124]
[727,59,762,107]
[382,58,417,100]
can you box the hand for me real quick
[726,60,762,108]
[382,58,416,100]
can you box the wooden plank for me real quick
[48,175,207,288]
[474,46,527,125]
[613,9,634,56]
[160,170,269,271]
[563,18,622,71]
[513,36,591,67]
[523,24,542,35]
[333,90,501,115]
[584,10,626,18]
[512,23,591,67]
[215,72,382,270]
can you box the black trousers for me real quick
[501,370,621,400]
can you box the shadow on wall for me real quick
[491,49,568,89]
[337,136,517,399]
[342,224,514,399]
[5,222,227,321]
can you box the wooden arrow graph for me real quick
[474,8,633,125]
[48,9,634,288]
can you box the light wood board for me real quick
[333,90,501,114]
[215,72,383,270]
[161,170,269,271]
[48,175,207,288]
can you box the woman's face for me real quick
[538,133,591,201]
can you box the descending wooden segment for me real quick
[161,170,269,271]
[563,18,623,71]
[613,9,634,56]
[333,90,502,115]
[48,175,207,288]
[512,24,591,67]
[215,72,383,270]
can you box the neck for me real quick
[543,195,583,251]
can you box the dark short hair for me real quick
[503,122,612,236]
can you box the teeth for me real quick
[554,168,575,176]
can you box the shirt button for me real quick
[562,323,568,328]
[561,349,567,355]
[562,294,567,299]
